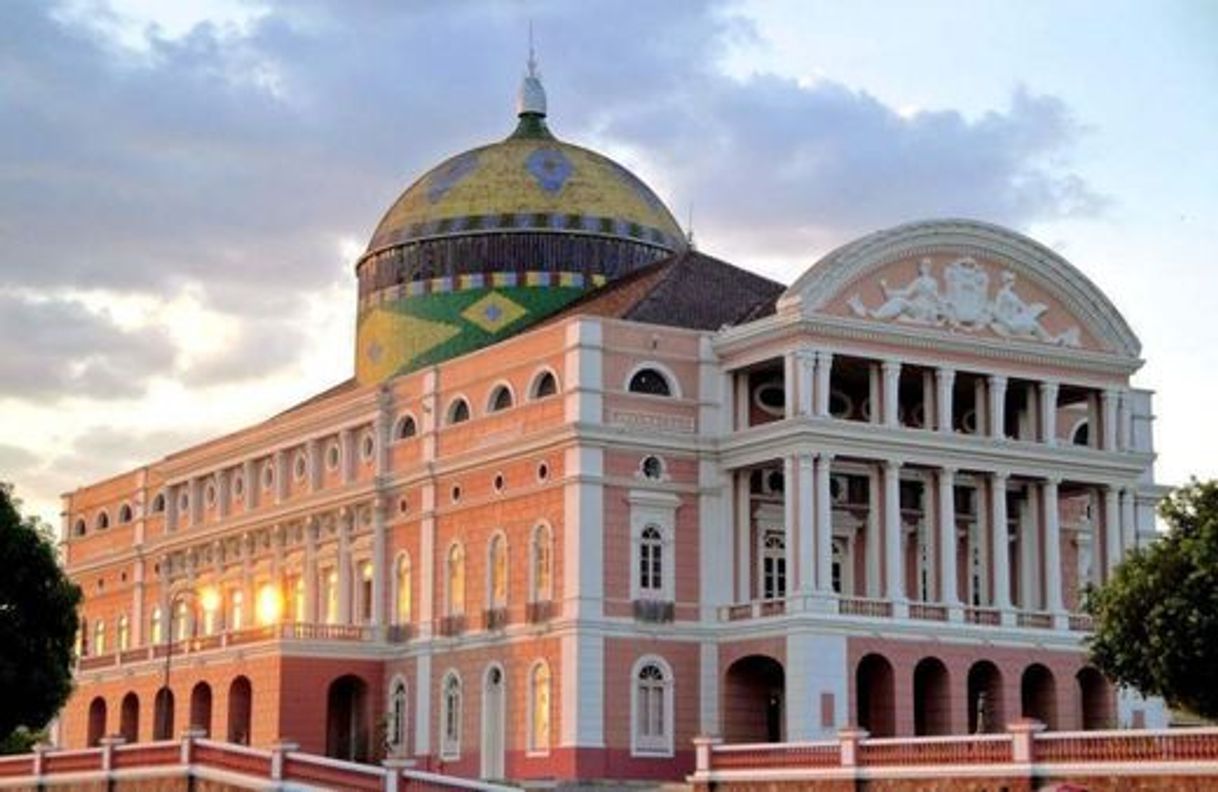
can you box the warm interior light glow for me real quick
[257,583,284,625]
[199,587,221,614]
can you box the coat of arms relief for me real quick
[846,257,1081,347]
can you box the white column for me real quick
[784,351,798,420]
[735,472,750,601]
[865,466,881,597]
[882,360,901,428]
[1043,478,1065,624]
[1121,488,1137,552]
[1103,486,1121,578]
[371,497,387,628]
[937,468,961,614]
[1101,390,1118,451]
[242,459,256,512]
[990,472,1013,617]
[815,453,834,593]
[1040,381,1059,446]
[883,460,906,612]
[304,519,319,623]
[988,376,1008,440]
[795,350,815,417]
[797,454,815,594]
[337,512,352,623]
[868,363,881,425]
[783,456,796,598]
[1118,390,1133,451]
[936,368,955,434]
[973,378,988,436]
[815,351,834,417]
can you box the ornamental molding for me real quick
[777,219,1142,359]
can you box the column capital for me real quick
[794,347,817,363]
[816,349,834,365]
[1101,388,1119,403]
[1043,474,1062,487]
[988,374,1008,387]
[1041,379,1060,393]
[797,452,815,468]
[883,458,903,473]
[938,464,958,478]
[936,365,956,380]
[881,359,902,374]
[992,468,1011,483]
[817,451,837,463]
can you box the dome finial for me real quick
[517,21,547,118]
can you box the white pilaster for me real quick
[988,375,1008,440]
[815,454,834,593]
[786,631,847,740]
[1118,389,1133,451]
[1103,486,1121,578]
[883,460,906,613]
[783,351,797,420]
[565,318,603,425]
[1043,478,1065,624]
[337,512,352,623]
[783,455,796,596]
[1040,381,1059,446]
[937,468,961,614]
[814,351,833,418]
[936,368,955,434]
[564,446,604,618]
[795,350,815,417]
[865,466,881,598]
[735,472,751,601]
[418,483,435,637]
[371,497,387,628]
[414,653,431,757]
[560,632,604,747]
[796,454,815,594]
[699,642,719,736]
[1102,390,1119,451]
[699,461,732,621]
[882,360,901,428]
[990,472,1013,617]
[1121,488,1136,553]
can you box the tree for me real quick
[0,484,81,750]
[1086,478,1218,720]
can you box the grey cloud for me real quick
[180,314,309,386]
[0,293,176,400]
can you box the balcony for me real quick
[437,614,466,637]
[483,607,508,631]
[632,599,675,623]
[525,600,554,624]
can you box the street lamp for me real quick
[158,587,215,739]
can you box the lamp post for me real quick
[158,588,218,739]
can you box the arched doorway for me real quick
[856,654,895,737]
[967,661,1004,734]
[87,697,107,747]
[326,675,368,761]
[723,655,785,742]
[228,676,252,744]
[481,665,506,780]
[153,687,175,740]
[119,692,139,743]
[913,657,951,735]
[190,682,213,736]
[1077,667,1112,730]
[1022,664,1057,729]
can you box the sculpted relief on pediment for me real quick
[843,256,1082,347]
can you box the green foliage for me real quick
[0,727,47,756]
[0,484,82,746]
[1086,478,1218,719]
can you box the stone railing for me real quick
[0,732,520,791]
[691,722,1218,789]
[714,596,1090,632]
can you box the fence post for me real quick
[32,742,49,779]
[692,735,722,774]
[1008,718,1045,764]
[382,757,415,792]
[838,727,868,767]
[180,727,206,766]
[99,735,125,772]
[270,740,299,781]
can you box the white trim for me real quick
[630,654,675,757]
[480,663,506,779]
[485,381,517,414]
[527,366,561,400]
[528,521,554,604]
[444,394,472,425]
[440,669,463,761]
[392,411,419,441]
[624,360,683,399]
[627,489,680,603]
[485,530,509,611]
[526,659,552,756]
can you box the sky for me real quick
[1,0,1216,528]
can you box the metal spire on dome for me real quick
[516,22,547,118]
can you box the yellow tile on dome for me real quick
[461,291,528,334]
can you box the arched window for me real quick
[488,384,514,413]
[152,493,166,513]
[761,529,786,600]
[96,510,110,531]
[1072,420,1090,447]
[639,526,663,595]
[395,553,412,623]
[447,398,470,425]
[530,370,559,399]
[117,613,130,651]
[174,600,190,641]
[389,678,408,754]
[323,568,339,624]
[73,518,86,537]
[488,534,508,609]
[150,606,163,645]
[529,661,552,754]
[395,415,417,440]
[119,504,133,523]
[632,658,674,756]
[628,367,673,396]
[531,523,553,603]
[446,543,465,616]
[93,619,106,655]
[229,589,244,631]
[441,672,462,759]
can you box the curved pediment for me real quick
[778,219,1140,358]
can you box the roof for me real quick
[541,249,785,331]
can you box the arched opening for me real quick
[1022,663,1058,729]
[628,367,672,396]
[488,385,513,413]
[87,697,107,747]
[1077,667,1112,730]
[531,370,558,399]
[326,675,369,762]
[723,655,785,742]
[913,657,951,735]
[153,687,175,740]
[447,398,470,425]
[967,661,1005,734]
[481,665,506,779]
[395,415,417,440]
[189,682,213,736]
[856,654,895,737]
[119,692,139,743]
[227,676,252,744]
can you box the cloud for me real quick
[0,293,176,400]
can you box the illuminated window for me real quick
[94,620,106,655]
[323,568,339,624]
[531,523,552,603]
[229,590,244,631]
[446,544,465,616]
[395,554,412,623]
[529,661,551,754]
[117,613,129,651]
[174,600,190,641]
[149,607,163,645]
[359,561,374,623]
[489,534,507,609]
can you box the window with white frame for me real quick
[323,567,339,624]
[149,606,163,645]
[229,589,244,630]
[117,613,130,651]
[94,619,106,655]
[761,529,786,600]
[531,523,552,602]
[632,657,673,756]
[446,543,465,616]
[441,672,462,759]
[174,600,190,641]
[628,490,679,603]
[358,560,374,623]
[388,678,408,754]
[395,553,412,623]
[530,370,558,399]
[628,367,673,397]
[488,533,507,609]
[528,661,551,754]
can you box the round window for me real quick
[754,381,785,416]
[537,461,550,482]
[641,455,663,480]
